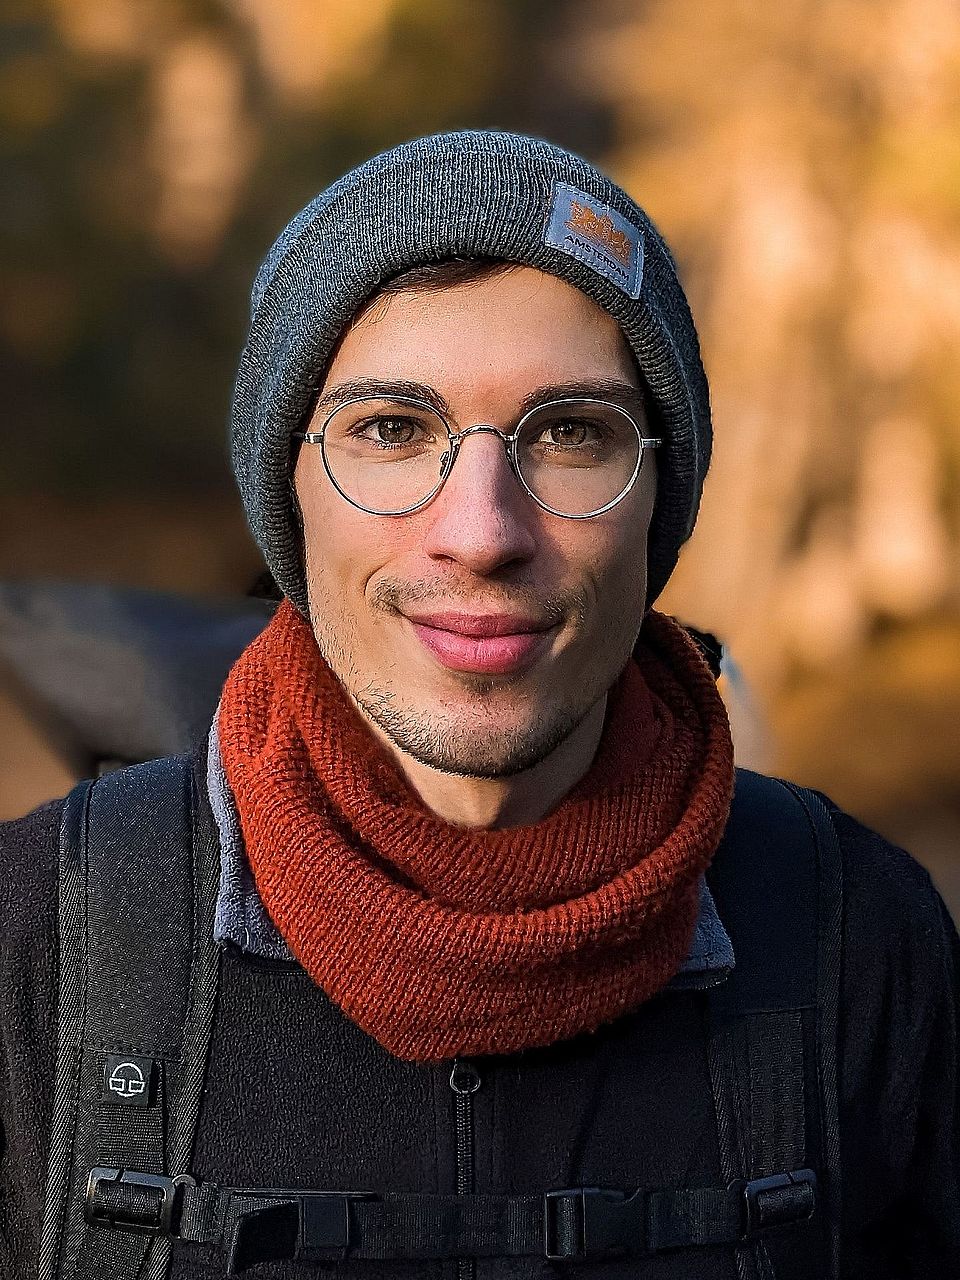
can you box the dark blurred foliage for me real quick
[0,0,609,499]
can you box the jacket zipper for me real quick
[449,1058,482,1280]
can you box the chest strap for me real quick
[85,1167,818,1275]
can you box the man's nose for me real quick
[421,429,538,573]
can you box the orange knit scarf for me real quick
[217,600,734,1062]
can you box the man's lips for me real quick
[404,611,557,675]
[406,611,551,638]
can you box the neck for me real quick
[358,695,608,828]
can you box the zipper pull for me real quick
[449,1059,481,1095]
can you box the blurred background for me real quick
[2,0,959,913]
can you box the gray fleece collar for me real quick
[206,720,735,988]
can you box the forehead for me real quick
[319,266,638,411]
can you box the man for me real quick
[1,130,958,1280]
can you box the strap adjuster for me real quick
[85,1167,194,1237]
[300,1191,377,1262]
[742,1169,817,1237]
[543,1186,642,1261]
[225,1190,377,1274]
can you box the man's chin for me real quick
[352,689,588,780]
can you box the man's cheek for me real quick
[594,557,648,657]
[305,565,349,664]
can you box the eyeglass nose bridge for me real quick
[438,422,521,483]
[450,422,518,445]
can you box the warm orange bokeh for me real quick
[2,0,958,908]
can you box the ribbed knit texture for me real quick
[217,601,735,1061]
[229,130,712,614]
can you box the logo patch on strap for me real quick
[544,182,643,298]
[102,1054,155,1108]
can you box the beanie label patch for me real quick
[544,182,643,299]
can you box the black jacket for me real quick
[1,749,959,1280]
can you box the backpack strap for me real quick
[705,770,843,1280]
[75,1173,819,1274]
[38,754,222,1280]
[787,782,842,1278]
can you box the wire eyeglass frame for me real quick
[292,394,661,520]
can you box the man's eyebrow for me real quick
[312,379,450,415]
[311,377,647,421]
[517,380,647,419]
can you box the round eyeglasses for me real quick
[293,395,661,519]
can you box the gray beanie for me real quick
[230,129,711,612]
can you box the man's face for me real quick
[294,266,657,778]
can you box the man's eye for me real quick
[359,416,424,445]
[535,419,599,447]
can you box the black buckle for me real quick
[742,1169,817,1237]
[85,1167,193,1237]
[543,1186,641,1261]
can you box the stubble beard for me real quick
[349,669,609,779]
[307,579,624,780]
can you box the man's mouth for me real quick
[403,610,557,675]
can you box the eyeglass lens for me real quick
[320,397,644,517]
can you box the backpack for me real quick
[37,755,843,1280]
[0,581,274,784]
